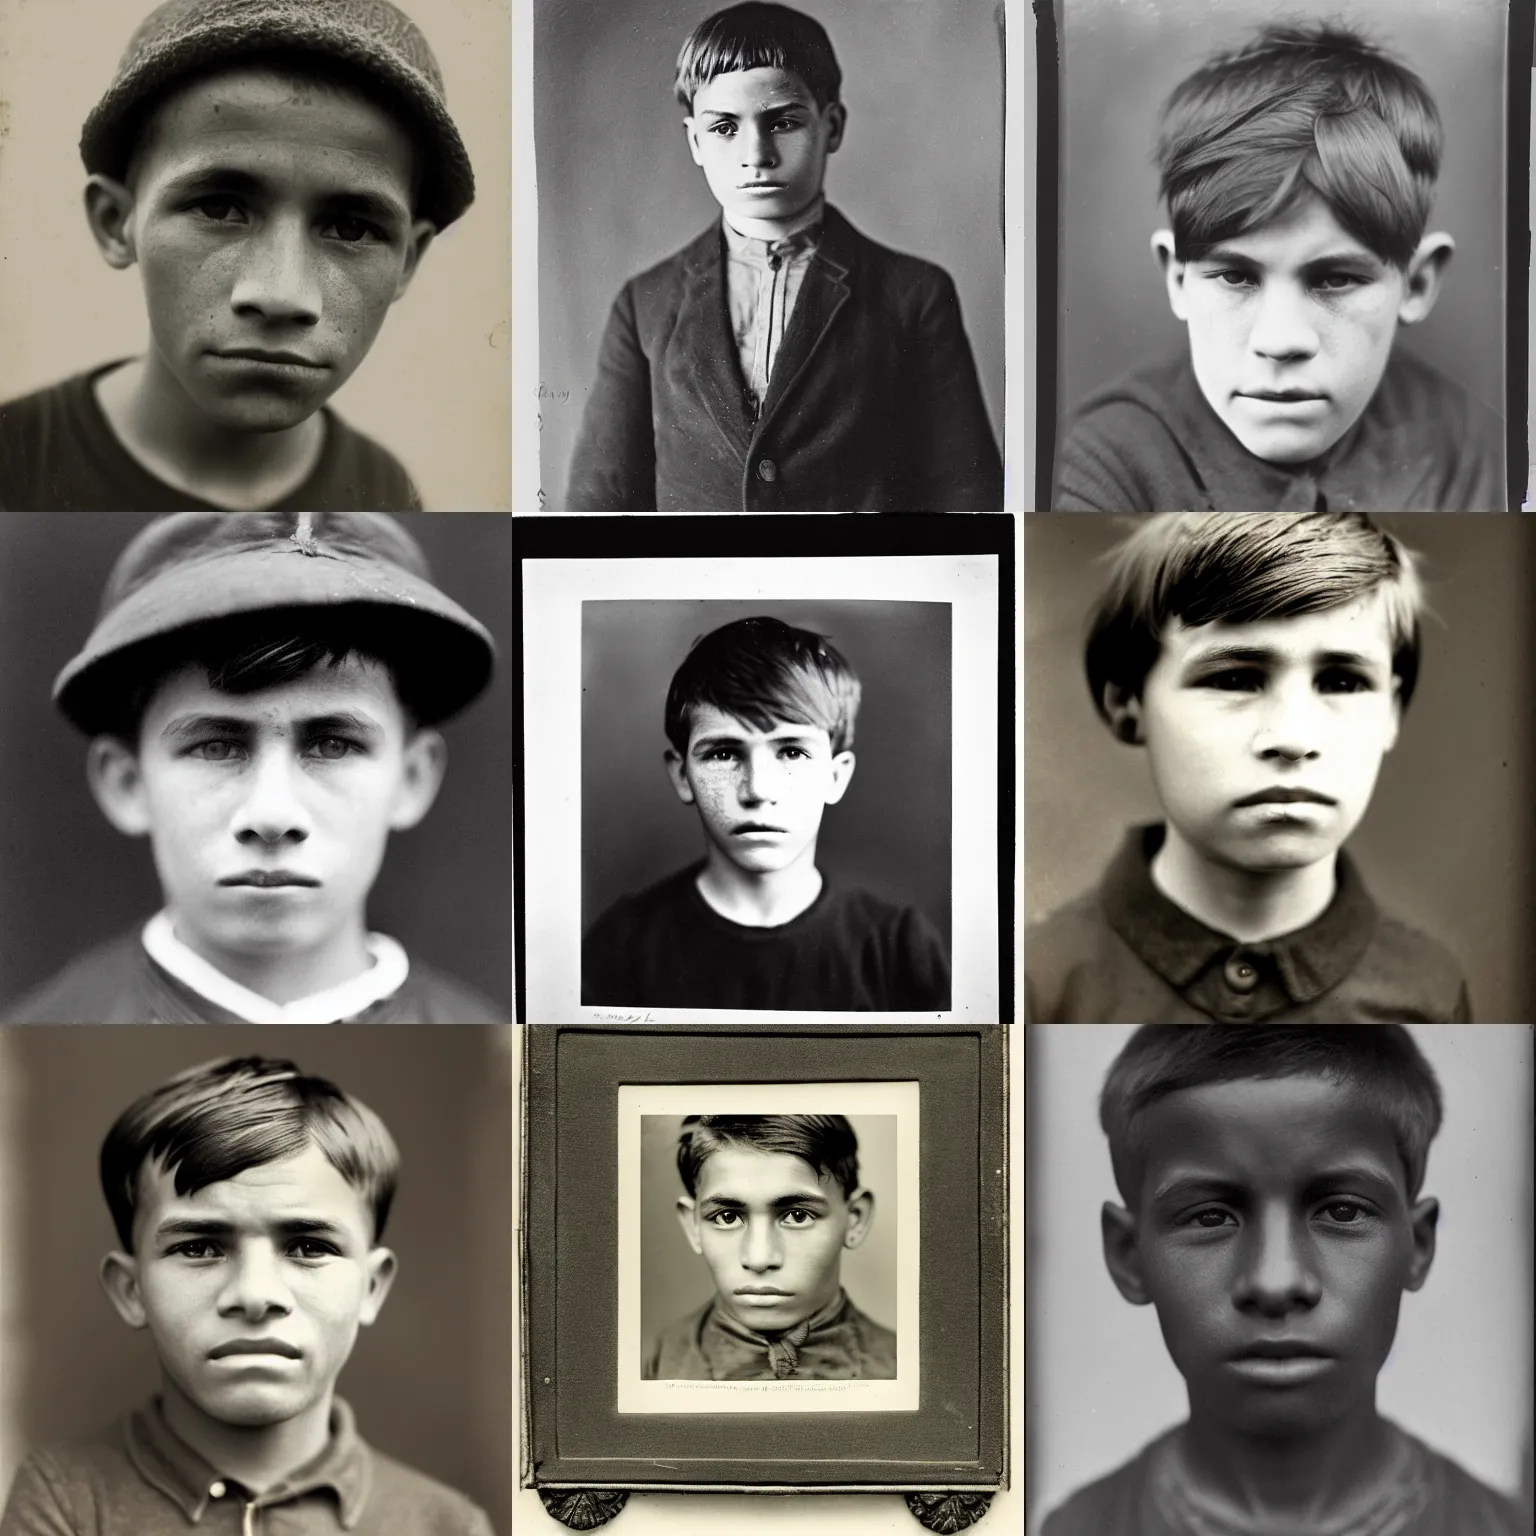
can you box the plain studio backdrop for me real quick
[1027,1024,1535,1535]
[1024,513,1536,1023]
[0,512,513,1016]
[0,1025,512,1534]
[581,597,952,949]
[534,0,1005,508]
[638,1113,898,1366]
[0,0,511,510]
[1053,0,1508,462]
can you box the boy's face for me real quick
[1102,1075,1437,1438]
[1155,195,1441,465]
[91,65,433,434]
[665,704,855,880]
[677,1144,872,1332]
[89,655,443,973]
[1120,592,1402,877]
[103,1143,395,1430]
[684,66,845,229]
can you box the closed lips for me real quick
[1233,1341,1332,1360]
[1233,787,1336,807]
[214,349,327,367]
[219,870,320,887]
[209,1338,302,1359]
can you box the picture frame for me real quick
[520,1024,1009,1530]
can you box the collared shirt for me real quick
[0,1397,494,1535]
[142,911,409,1024]
[1025,825,1471,1023]
[1054,348,1506,511]
[722,196,825,421]
[643,1288,897,1381]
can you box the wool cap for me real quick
[55,512,496,734]
[80,0,474,230]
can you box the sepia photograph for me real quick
[0,511,512,1024]
[0,0,511,511]
[1024,512,1536,1023]
[1040,0,1515,511]
[1028,1023,1534,1536]
[0,1025,512,1534]
[534,0,1005,512]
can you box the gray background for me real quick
[536,0,1005,507]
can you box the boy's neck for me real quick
[723,192,826,245]
[1151,826,1338,943]
[160,1377,333,1496]
[695,844,824,928]
[95,355,325,511]
[169,910,373,1006]
[1178,1401,1397,1524]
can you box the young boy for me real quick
[1025,513,1471,1023]
[581,615,950,1012]
[0,0,475,511]
[0,1054,495,1535]
[1041,1024,1528,1536]
[645,1114,894,1380]
[1053,22,1505,512]
[0,511,503,1024]
[564,1,1002,512]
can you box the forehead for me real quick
[134,63,416,203]
[691,64,817,115]
[1157,589,1396,671]
[1201,192,1386,270]
[694,1143,835,1201]
[686,701,831,749]
[142,653,406,733]
[1133,1075,1407,1201]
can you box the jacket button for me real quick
[1223,952,1260,994]
[757,458,778,483]
[209,1482,227,1499]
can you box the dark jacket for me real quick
[565,206,1001,511]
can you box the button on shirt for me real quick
[722,198,824,421]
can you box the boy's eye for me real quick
[780,1208,817,1227]
[190,196,245,224]
[1317,668,1371,694]
[1200,669,1264,692]
[1313,272,1364,292]
[1186,1208,1235,1229]
[289,1237,340,1259]
[188,739,243,762]
[778,747,809,761]
[309,736,361,760]
[1211,269,1256,289]
[708,121,736,136]
[169,1239,222,1259]
[706,1210,743,1228]
[323,216,381,244]
[1319,1200,1370,1224]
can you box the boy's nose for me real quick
[1233,1210,1322,1316]
[1248,282,1320,363]
[739,127,778,169]
[231,749,314,847]
[230,213,323,327]
[1251,684,1323,761]
[741,1217,783,1271]
[737,751,780,805]
[216,1246,295,1321]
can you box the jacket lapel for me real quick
[674,221,753,451]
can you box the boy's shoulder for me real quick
[1412,1432,1532,1535]
[385,959,507,1023]
[366,1445,495,1535]
[0,366,421,512]
[1,929,156,1024]
[1039,1432,1170,1536]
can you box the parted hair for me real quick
[664,615,862,756]
[101,1055,400,1251]
[1084,512,1424,728]
[1156,21,1442,268]
[1100,1025,1444,1207]
[677,1114,861,1199]
[674,2,842,110]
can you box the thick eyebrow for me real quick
[153,1216,353,1241]
[302,711,385,740]
[698,1191,832,1213]
[159,713,256,745]
[159,165,410,227]
[1151,1164,1402,1208]
[699,100,809,121]
[1196,246,1381,271]
[1181,644,1382,673]
[691,731,820,753]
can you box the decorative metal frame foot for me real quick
[905,1491,995,1532]
[538,1489,630,1529]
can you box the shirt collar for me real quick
[142,911,409,1024]
[126,1395,371,1528]
[703,1288,850,1378]
[722,194,825,260]
[1101,825,1379,1020]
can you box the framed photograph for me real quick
[520,1025,1008,1514]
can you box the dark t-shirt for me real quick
[582,863,951,1011]
[0,363,423,511]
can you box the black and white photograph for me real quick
[532,0,1005,512]
[1024,512,1536,1023]
[619,1088,916,1408]
[1027,1024,1534,1536]
[0,1025,512,1534]
[1041,0,1515,511]
[518,525,1008,1024]
[0,0,511,511]
[521,1025,1008,1512]
[0,512,512,1024]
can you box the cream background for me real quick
[0,0,510,510]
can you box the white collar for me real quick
[142,911,409,1024]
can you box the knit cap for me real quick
[80,0,474,230]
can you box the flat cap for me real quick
[80,0,474,230]
[56,512,495,734]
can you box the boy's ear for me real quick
[1397,233,1454,326]
[392,220,437,303]
[87,736,152,837]
[1382,676,1404,755]
[357,1247,399,1326]
[683,115,706,169]
[1101,684,1145,747]
[100,1250,148,1329]
[823,750,856,805]
[675,1195,704,1255]
[1403,1196,1438,1293]
[387,729,447,831]
[842,1186,874,1250]
[1101,1201,1152,1306]
[665,748,696,806]
[85,175,138,270]
[822,100,846,155]
[1151,230,1189,322]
